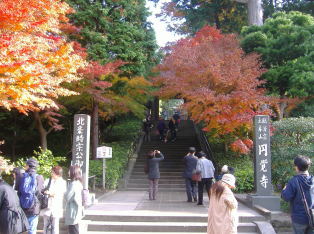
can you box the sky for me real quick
[146,0,183,47]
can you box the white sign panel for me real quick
[97,146,112,159]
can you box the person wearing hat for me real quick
[196,151,215,205]
[216,165,228,181]
[17,158,44,234]
[207,174,238,234]
[182,147,198,202]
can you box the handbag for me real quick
[192,171,201,182]
[40,177,52,210]
[297,178,314,228]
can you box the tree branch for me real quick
[234,0,248,3]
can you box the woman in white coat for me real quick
[40,166,67,234]
[207,174,238,234]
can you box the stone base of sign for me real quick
[247,194,281,211]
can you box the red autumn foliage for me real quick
[230,139,250,155]
[153,26,273,146]
[242,138,254,149]
[75,60,125,103]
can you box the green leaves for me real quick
[67,0,158,76]
[15,148,66,179]
[271,117,314,188]
[241,11,314,98]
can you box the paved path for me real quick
[86,190,262,219]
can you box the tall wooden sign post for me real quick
[72,114,91,189]
[247,115,280,211]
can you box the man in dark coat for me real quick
[0,176,29,234]
[182,147,198,202]
[157,117,166,142]
[282,155,314,233]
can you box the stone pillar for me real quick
[72,114,91,189]
[247,115,280,211]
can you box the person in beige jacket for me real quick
[207,174,238,234]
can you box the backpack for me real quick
[19,173,38,209]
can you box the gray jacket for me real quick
[65,180,84,225]
[148,153,165,179]
[196,158,215,179]
[182,154,198,179]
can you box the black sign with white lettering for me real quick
[253,115,272,195]
[72,114,91,189]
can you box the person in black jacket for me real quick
[17,158,44,234]
[282,155,314,234]
[0,175,29,234]
[167,117,177,142]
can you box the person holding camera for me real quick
[146,150,164,200]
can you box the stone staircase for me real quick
[126,120,202,191]
[85,212,263,233]
[82,120,274,234]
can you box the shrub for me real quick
[271,117,314,189]
[15,148,67,178]
[89,117,142,189]
[213,152,254,193]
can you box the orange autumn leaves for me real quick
[154,26,271,153]
[0,0,85,113]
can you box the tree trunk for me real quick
[278,100,288,120]
[33,111,48,150]
[248,0,263,25]
[91,99,99,160]
[234,0,263,26]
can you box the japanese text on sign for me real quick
[254,115,272,194]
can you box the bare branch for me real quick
[234,0,248,3]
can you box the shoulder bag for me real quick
[40,177,52,210]
[297,178,314,228]
[192,169,201,182]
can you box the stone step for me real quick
[87,221,257,232]
[121,187,186,191]
[127,183,185,189]
[85,214,265,223]
[131,172,183,176]
[132,168,184,172]
[88,232,258,234]
[128,179,184,183]
[129,176,183,181]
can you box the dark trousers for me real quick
[158,129,165,141]
[185,178,197,201]
[198,178,213,204]
[170,129,176,141]
[143,130,151,142]
[68,224,79,234]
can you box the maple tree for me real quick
[0,0,86,114]
[153,26,272,152]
